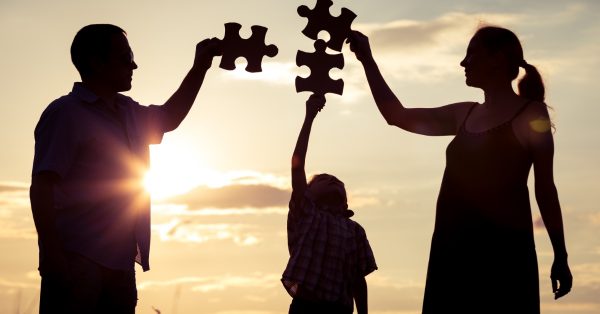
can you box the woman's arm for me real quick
[347,31,470,136]
[527,104,572,299]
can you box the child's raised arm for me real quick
[291,94,326,202]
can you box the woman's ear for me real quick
[490,51,510,73]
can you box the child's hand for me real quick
[306,94,325,120]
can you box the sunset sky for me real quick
[1,0,599,313]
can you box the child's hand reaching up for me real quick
[306,94,326,120]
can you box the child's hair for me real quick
[308,173,354,218]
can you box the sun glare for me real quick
[143,143,222,200]
[143,141,291,201]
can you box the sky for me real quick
[1,0,599,313]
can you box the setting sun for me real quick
[142,141,259,200]
[144,142,214,200]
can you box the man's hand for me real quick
[192,38,221,71]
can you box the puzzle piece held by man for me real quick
[218,22,278,73]
[296,39,344,97]
[297,0,357,51]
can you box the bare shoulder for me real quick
[514,100,553,150]
[449,101,478,115]
[523,100,550,117]
[447,101,477,130]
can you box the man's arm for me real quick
[291,95,325,206]
[30,171,68,276]
[160,38,221,132]
[353,276,368,314]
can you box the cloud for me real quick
[153,220,262,246]
[161,175,383,212]
[0,183,27,193]
[0,278,38,290]
[346,11,523,81]
[357,11,523,52]
[0,186,36,240]
[166,184,290,210]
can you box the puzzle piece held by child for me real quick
[297,0,357,52]
[296,39,344,97]
[218,22,278,73]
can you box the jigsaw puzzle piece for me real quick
[219,22,278,73]
[297,0,357,51]
[296,39,344,96]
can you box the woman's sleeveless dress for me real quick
[422,102,540,314]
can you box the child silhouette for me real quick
[281,95,377,314]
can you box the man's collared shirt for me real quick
[33,82,166,271]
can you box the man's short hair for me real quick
[70,24,126,78]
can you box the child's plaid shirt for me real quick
[281,192,377,309]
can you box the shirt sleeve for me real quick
[131,104,166,145]
[288,190,318,222]
[355,224,378,277]
[32,102,78,178]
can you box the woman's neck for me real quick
[482,82,520,107]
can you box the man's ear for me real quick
[88,55,105,77]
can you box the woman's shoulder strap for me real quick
[458,102,478,131]
[510,99,536,122]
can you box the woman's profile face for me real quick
[460,36,495,88]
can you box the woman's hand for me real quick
[347,30,374,63]
[551,257,573,299]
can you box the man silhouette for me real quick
[30,24,219,313]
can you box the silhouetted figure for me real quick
[281,95,377,314]
[29,24,219,313]
[348,26,572,313]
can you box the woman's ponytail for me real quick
[518,61,545,102]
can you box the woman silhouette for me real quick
[348,26,572,313]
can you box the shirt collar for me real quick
[71,82,101,104]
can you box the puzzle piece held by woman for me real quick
[297,0,357,52]
[219,22,278,73]
[296,39,344,96]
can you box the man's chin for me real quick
[118,83,132,92]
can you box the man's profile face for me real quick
[99,33,138,92]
